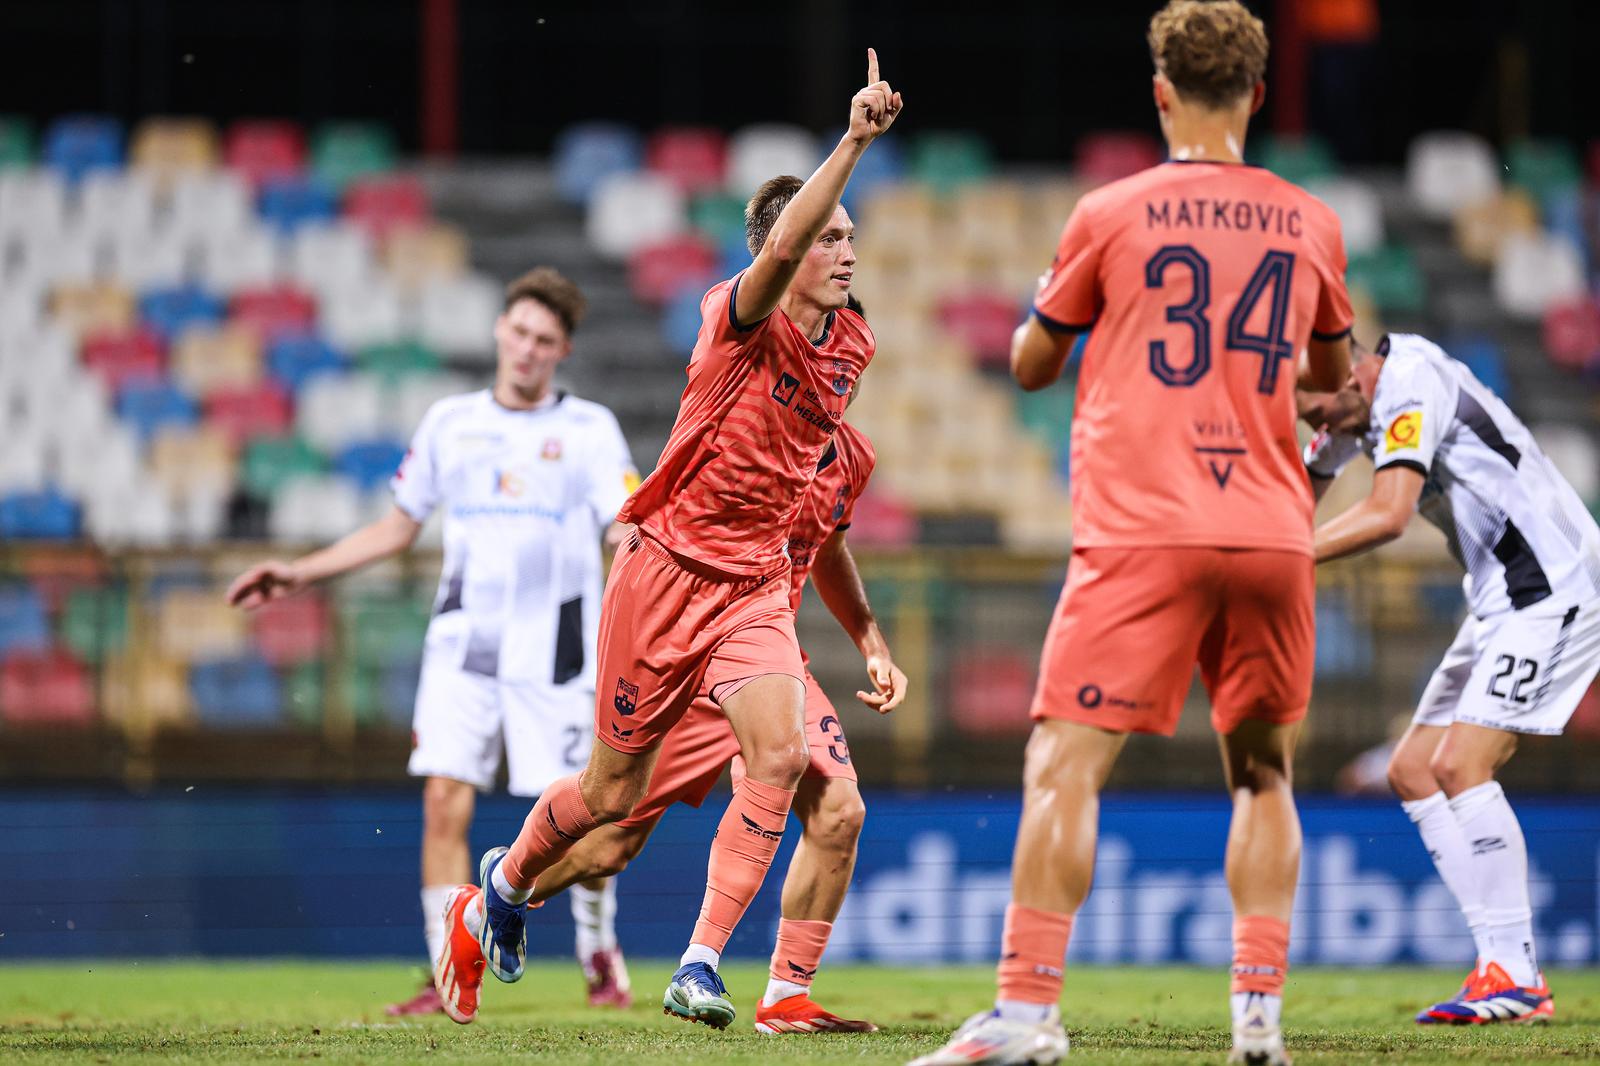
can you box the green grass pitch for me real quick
[3,961,1598,1063]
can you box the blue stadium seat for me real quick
[553,122,642,204]
[0,489,82,540]
[138,286,226,342]
[1447,334,1513,403]
[0,584,51,656]
[265,332,346,391]
[42,115,123,182]
[829,127,904,212]
[333,439,408,492]
[257,176,338,232]
[116,381,199,441]
[1314,600,1375,678]
[661,285,708,354]
[190,655,282,727]
[1543,189,1591,274]
[378,655,422,728]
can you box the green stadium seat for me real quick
[689,193,748,251]
[1506,138,1582,207]
[341,594,430,669]
[1014,380,1074,453]
[311,122,397,192]
[61,586,130,663]
[356,339,442,381]
[909,132,993,195]
[283,661,324,728]
[242,435,325,499]
[0,115,33,168]
[1255,134,1337,186]
[1347,243,1426,314]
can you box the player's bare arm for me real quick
[1312,465,1424,563]
[1010,315,1078,392]
[732,48,902,328]
[1300,333,1353,393]
[226,505,422,609]
[809,529,907,713]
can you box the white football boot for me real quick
[909,1007,1069,1065]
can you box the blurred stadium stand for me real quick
[3,112,1600,791]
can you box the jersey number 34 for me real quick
[1144,245,1296,396]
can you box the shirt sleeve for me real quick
[583,409,640,528]
[1311,206,1354,340]
[1370,357,1449,476]
[1303,429,1363,480]
[1032,203,1102,333]
[834,438,876,531]
[390,405,444,522]
[702,271,777,353]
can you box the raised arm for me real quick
[732,48,902,327]
[227,505,422,609]
[809,529,907,713]
[1313,465,1424,563]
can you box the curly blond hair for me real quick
[1147,0,1269,110]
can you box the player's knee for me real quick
[586,836,637,878]
[422,778,473,838]
[1386,747,1438,800]
[1427,748,1483,797]
[819,789,866,848]
[583,788,638,825]
[743,740,810,787]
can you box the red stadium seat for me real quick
[205,381,293,447]
[645,127,728,194]
[949,646,1037,735]
[344,176,429,237]
[1076,131,1164,186]
[224,120,307,186]
[842,487,918,547]
[249,592,331,666]
[626,234,720,305]
[80,327,165,390]
[1541,297,1600,373]
[0,648,96,727]
[19,553,107,615]
[937,292,1021,369]
[231,284,319,340]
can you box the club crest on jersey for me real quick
[831,360,851,396]
[832,484,849,521]
[772,373,800,407]
[613,677,639,716]
[494,468,526,497]
[540,437,563,461]
[1385,410,1422,453]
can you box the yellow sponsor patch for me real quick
[623,470,642,494]
[1384,410,1422,453]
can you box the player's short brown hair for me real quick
[745,175,805,257]
[503,266,586,335]
[1147,0,1269,110]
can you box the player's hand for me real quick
[226,560,305,610]
[847,47,903,146]
[856,653,908,714]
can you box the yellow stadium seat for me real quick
[150,426,237,499]
[130,118,220,189]
[1453,190,1539,267]
[102,652,194,735]
[171,323,263,396]
[49,282,136,337]
[381,222,469,291]
[154,587,248,662]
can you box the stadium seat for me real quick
[380,222,468,291]
[416,273,499,356]
[909,131,996,194]
[840,486,918,547]
[101,651,191,733]
[357,338,440,381]
[189,654,282,728]
[1445,335,1514,402]
[288,220,373,295]
[1452,190,1539,267]
[83,482,179,546]
[687,193,747,251]
[171,322,262,396]
[0,430,48,493]
[128,117,218,188]
[1541,189,1590,274]
[224,120,306,186]
[835,128,905,210]
[1346,244,1426,314]
[233,283,318,340]
[1074,131,1162,186]
[60,585,129,663]
[1307,177,1385,256]
[138,285,226,342]
[552,122,643,204]
[310,122,397,192]
[203,380,293,449]
[0,584,51,656]
[168,172,254,241]
[1542,298,1600,373]
[109,227,191,291]
[55,421,140,501]
[0,115,33,168]
[264,330,344,390]
[333,438,407,491]
[343,175,429,237]
[149,425,237,499]
[0,488,82,539]
[937,291,1022,369]
[320,279,405,351]
[81,327,165,391]
[268,474,363,541]
[155,586,247,662]
[0,169,67,250]
[76,170,158,242]
[1506,138,1582,207]
[586,171,686,259]
[42,115,123,183]
[1492,232,1586,318]
[660,284,707,354]
[1255,134,1337,186]
[949,646,1038,735]
[0,648,95,727]
[343,592,431,668]
[376,656,422,728]
[116,379,198,441]
[726,124,819,197]
[627,234,720,305]
[1407,130,1499,218]
[645,127,728,194]
[49,281,137,337]
[197,224,282,296]
[257,176,338,232]
[249,593,330,666]
[295,371,386,452]
[241,434,324,499]
[12,227,98,290]
[1530,423,1600,503]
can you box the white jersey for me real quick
[391,389,637,688]
[1314,333,1600,618]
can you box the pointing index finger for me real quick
[867,47,879,85]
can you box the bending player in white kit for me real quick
[1301,332,1600,1025]
[227,268,639,1015]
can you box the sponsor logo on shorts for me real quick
[772,373,800,407]
[1077,683,1153,712]
[1078,684,1103,709]
[1384,410,1422,453]
[613,678,639,717]
[786,960,818,980]
[740,814,782,841]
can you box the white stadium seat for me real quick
[1308,177,1385,257]
[586,172,685,259]
[0,169,68,246]
[167,172,254,242]
[290,221,374,296]
[1492,232,1585,318]
[1531,423,1599,504]
[269,475,365,543]
[109,227,191,290]
[198,223,282,295]
[296,370,387,452]
[726,124,820,198]
[76,171,159,244]
[417,272,499,357]
[1406,131,1499,219]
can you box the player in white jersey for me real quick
[1301,332,1600,1026]
[227,268,640,1016]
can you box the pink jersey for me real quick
[1035,161,1352,555]
[619,274,875,577]
[784,420,876,613]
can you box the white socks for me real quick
[680,943,721,971]
[1402,792,1493,961]
[1450,781,1539,987]
[491,860,531,906]
[570,880,618,960]
[1230,991,1282,1027]
[421,885,452,966]
[762,977,811,1007]
[995,999,1054,1023]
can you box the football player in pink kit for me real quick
[916,4,1351,1064]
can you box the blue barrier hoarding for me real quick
[2,790,1595,967]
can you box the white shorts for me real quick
[406,650,594,796]
[1415,598,1600,736]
